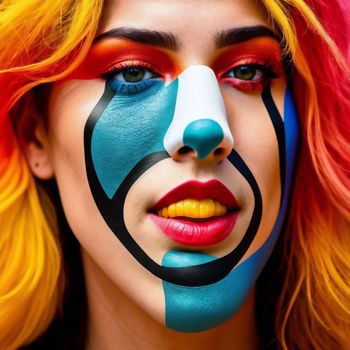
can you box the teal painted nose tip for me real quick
[183,119,224,160]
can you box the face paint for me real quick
[85,65,262,286]
[164,65,233,159]
[70,39,178,80]
[84,64,299,330]
[163,87,299,331]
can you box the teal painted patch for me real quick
[162,250,257,332]
[91,79,178,198]
[183,119,224,159]
[162,87,300,332]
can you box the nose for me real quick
[163,65,233,161]
[183,119,224,159]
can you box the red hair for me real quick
[271,0,350,348]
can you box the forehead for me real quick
[101,0,269,39]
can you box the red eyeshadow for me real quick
[69,39,180,80]
[212,37,283,77]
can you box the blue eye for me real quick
[105,66,161,95]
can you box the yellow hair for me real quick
[0,0,104,349]
[0,151,60,349]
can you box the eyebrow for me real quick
[215,25,278,48]
[93,25,278,51]
[94,27,179,50]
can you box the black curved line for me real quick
[84,134,262,286]
[83,82,285,287]
[105,149,262,286]
[262,86,286,198]
[84,83,116,210]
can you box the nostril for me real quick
[214,147,224,157]
[178,145,193,155]
[183,119,224,160]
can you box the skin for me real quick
[26,0,294,348]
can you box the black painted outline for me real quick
[84,82,285,286]
[262,87,286,198]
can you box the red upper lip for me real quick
[152,179,238,210]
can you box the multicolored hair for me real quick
[261,0,350,348]
[0,1,105,349]
[0,0,349,349]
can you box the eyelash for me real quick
[219,60,279,92]
[102,61,161,94]
[103,61,156,77]
[101,59,279,94]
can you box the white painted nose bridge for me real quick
[163,65,234,159]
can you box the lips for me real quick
[149,180,239,246]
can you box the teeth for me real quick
[157,199,227,218]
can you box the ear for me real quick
[15,88,54,180]
[24,123,54,180]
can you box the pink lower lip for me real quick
[149,212,239,246]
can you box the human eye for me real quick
[221,61,279,92]
[113,66,156,83]
[102,61,162,94]
[226,65,264,81]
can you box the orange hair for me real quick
[0,0,104,349]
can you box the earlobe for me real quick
[23,124,54,180]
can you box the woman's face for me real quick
[43,0,299,331]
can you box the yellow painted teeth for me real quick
[157,199,227,218]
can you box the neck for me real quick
[82,250,262,350]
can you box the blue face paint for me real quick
[162,87,299,332]
[164,65,233,157]
[84,65,299,332]
[162,251,255,332]
[183,119,224,160]
[91,78,177,199]
[85,66,263,287]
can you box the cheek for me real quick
[48,80,105,173]
[234,84,299,271]
[48,81,169,324]
[47,80,107,238]
[222,83,286,260]
[90,80,178,199]
[223,87,281,200]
